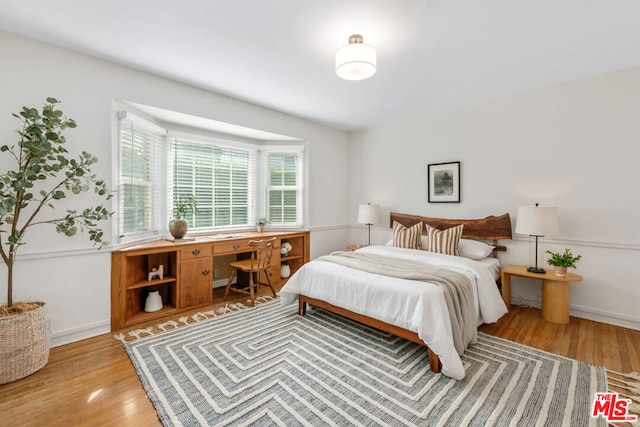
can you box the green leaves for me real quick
[1,98,114,306]
[545,249,582,269]
[52,190,66,200]
[55,204,111,246]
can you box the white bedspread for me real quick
[279,245,508,380]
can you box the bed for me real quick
[279,212,512,380]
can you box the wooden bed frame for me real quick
[297,212,512,374]
[389,211,513,256]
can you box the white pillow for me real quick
[458,238,494,260]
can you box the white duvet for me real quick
[279,245,508,380]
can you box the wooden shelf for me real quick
[126,305,179,326]
[126,277,177,290]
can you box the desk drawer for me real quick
[214,240,252,255]
[214,237,280,255]
[181,244,212,260]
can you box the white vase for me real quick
[280,264,291,279]
[144,290,163,312]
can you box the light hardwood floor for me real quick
[1,286,639,426]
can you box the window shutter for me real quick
[172,138,253,229]
[118,113,166,238]
[117,111,305,243]
[267,150,303,226]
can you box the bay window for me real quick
[117,111,304,243]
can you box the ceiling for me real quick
[1,0,640,131]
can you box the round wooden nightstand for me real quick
[501,264,583,324]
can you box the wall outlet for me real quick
[214,268,220,278]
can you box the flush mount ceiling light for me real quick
[335,34,377,81]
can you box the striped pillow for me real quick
[424,223,464,256]
[392,221,423,250]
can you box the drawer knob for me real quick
[233,244,240,250]
[202,269,210,276]
[192,249,200,255]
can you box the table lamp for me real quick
[357,203,380,246]
[515,204,559,273]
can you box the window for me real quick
[117,113,166,238]
[172,138,253,228]
[116,111,304,243]
[267,152,304,226]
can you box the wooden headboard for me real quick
[389,211,512,251]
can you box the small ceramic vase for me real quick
[280,264,291,279]
[144,290,163,312]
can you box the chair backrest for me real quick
[248,237,276,271]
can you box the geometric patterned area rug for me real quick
[122,298,613,426]
[114,295,276,343]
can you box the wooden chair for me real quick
[223,237,277,306]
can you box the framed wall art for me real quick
[428,161,460,203]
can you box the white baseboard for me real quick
[51,319,111,348]
[512,293,640,331]
[51,280,234,348]
[213,278,231,288]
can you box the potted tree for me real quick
[546,249,582,277]
[0,98,111,384]
[168,194,197,239]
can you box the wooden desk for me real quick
[501,264,583,324]
[111,230,309,330]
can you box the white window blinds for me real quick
[172,138,254,229]
[267,151,304,226]
[118,113,166,238]
[117,109,306,242]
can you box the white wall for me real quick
[3,28,638,346]
[348,66,640,330]
[0,31,351,346]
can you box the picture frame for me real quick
[428,161,460,203]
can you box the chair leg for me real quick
[224,268,235,301]
[265,271,276,297]
[248,272,255,307]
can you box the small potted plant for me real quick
[546,249,582,277]
[256,217,267,233]
[169,194,197,239]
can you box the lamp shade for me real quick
[336,34,376,81]
[515,205,559,236]
[357,203,380,225]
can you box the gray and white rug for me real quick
[124,299,608,426]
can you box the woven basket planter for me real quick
[0,302,51,384]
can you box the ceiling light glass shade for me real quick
[515,205,559,236]
[335,34,376,81]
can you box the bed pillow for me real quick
[384,234,429,249]
[423,223,464,256]
[392,221,423,250]
[385,234,429,249]
[458,238,495,260]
